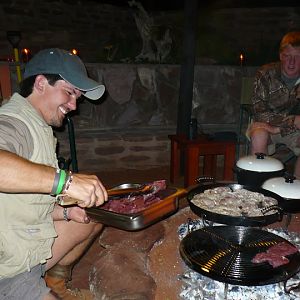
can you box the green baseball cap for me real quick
[23,48,105,100]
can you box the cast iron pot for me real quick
[235,152,285,187]
[187,178,283,227]
[262,174,300,213]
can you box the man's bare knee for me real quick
[250,130,270,154]
[90,222,103,237]
[43,292,58,300]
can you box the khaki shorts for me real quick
[270,131,300,156]
[0,264,50,300]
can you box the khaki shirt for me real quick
[0,93,57,279]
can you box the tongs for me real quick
[56,183,153,206]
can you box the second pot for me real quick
[235,153,285,187]
[262,174,300,213]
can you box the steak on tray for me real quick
[100,180,167,214]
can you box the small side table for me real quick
[169,134,236,187]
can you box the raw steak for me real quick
[100,179,167,214]
[252,241,298,268]
[252,251,289,268]
[267,242,298,256]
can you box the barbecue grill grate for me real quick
[180,226,300,286]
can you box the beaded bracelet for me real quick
[62,171,73,193]
[63,207,69,221]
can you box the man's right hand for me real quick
[64,173,108,208]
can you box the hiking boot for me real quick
[45,264,94,300]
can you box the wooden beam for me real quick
[176,0,198,137]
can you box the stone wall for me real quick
[58,63,257,130]
[0,1,137,62]
[50,63,257,172]
[201,7,300,65]
[2,0,298,171]
[0,1,299,65]
[56,128,171,172]
[5,62,257,172]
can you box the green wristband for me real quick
[56,169,67,195]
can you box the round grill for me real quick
[179,226,300,286]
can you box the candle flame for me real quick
[240,53,244,61]
[71,49,78,55]
[22,48,29,54]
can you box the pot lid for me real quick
[236,153,284,172]
[262,175,300,199]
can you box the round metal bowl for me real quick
[187,181,284,226]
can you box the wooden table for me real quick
[168,134,236,187]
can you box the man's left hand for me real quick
[66,206,91,223]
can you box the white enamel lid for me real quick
[262,176,300,199]
[236,153,284,172]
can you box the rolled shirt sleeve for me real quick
[0,115,33,159]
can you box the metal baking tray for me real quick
[86,186,186,231]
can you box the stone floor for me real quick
[69,154,299,300]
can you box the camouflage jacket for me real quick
[252,62,300,136]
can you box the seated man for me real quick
[248,31,300,177]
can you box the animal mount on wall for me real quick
[128,0,172,63]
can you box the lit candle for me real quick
[239,53,244,67]
[71,49,78,55]
[23,48,29,62]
